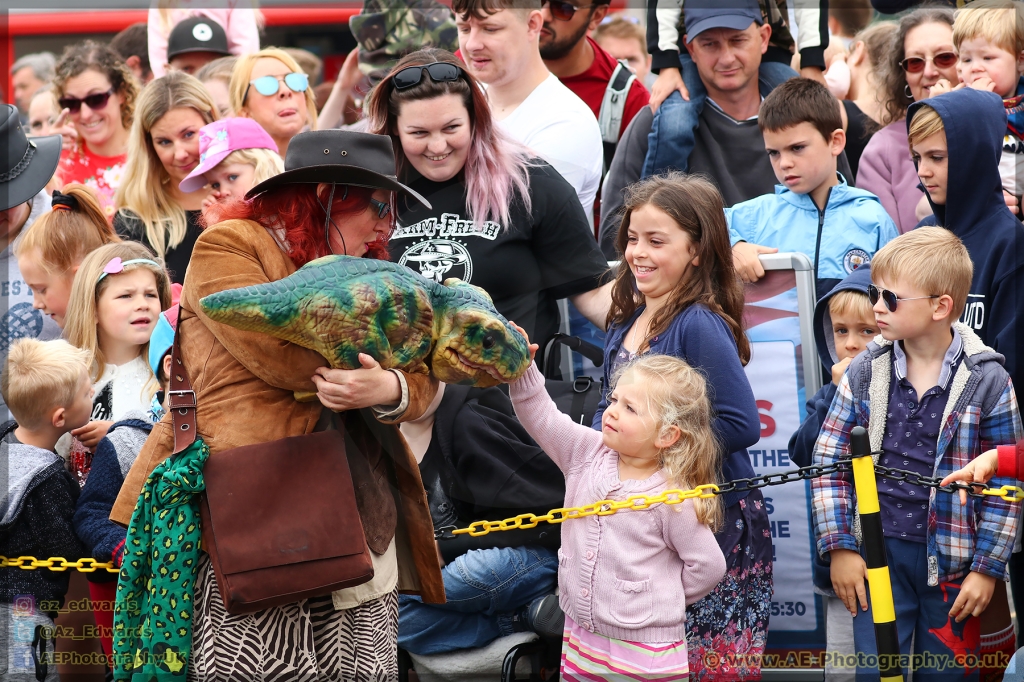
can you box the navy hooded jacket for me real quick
[788,264,873,594]
[909,90,1024,395]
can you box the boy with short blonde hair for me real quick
[812,227,1022,680]
[0,339,91,680]
[947,0,1024,198]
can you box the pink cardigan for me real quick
[856,120,926,234]
[148,4,261,79]
[509,364,726,642]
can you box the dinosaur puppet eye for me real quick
[482,333,496,350]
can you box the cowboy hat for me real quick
[1,104,62,211]
[246,129,430,208]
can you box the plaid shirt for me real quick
[812,324,1023,585]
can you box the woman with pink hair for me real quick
[368,48,611,369]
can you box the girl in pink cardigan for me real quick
[508,344,727,681]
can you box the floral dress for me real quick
[57,142,127,220]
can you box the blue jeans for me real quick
[397,546,558,655]
[642,54,797,178]
[850,538,980,681]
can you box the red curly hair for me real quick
[205,184,389,267]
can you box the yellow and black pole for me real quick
[850,425,903,682]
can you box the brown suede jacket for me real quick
[110,219,445,603]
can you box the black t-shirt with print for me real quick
[390,162,609,366]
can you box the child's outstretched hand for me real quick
[939,449,999,505]
[71,420,113,450]
[509,322,537,364]
[830,549,869,616]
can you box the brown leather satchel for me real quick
[168,326,374,615]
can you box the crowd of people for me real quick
[2,0,1024,680]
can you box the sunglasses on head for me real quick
[244,72,309,102]
[58,89,114,114]
[899,52,957,73]
[543,0,595,21]
[369,198,391,219]
[392,63,464,90]
[868,284,939,312]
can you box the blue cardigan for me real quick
[594,303,761,508]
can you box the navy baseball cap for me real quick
[684,0,763,44]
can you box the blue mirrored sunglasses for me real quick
[369,198,391,219]
[244,72,309,102]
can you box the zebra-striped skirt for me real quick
[187,553,399,681]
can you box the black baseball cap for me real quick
[167,16,231,60]
[684,0,763,44]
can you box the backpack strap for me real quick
[598,61,636,146]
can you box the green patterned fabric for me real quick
[113,438,208,680]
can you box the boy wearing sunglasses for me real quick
[812,227,1023,681]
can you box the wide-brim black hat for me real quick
[1,104,62,211]
[246,129,431,209]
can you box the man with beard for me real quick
[540,1,649,167]
[454,0,603,223]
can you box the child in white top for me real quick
[61,242,172,483]
[508,338,726,681]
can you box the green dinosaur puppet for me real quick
[199,255,531,389]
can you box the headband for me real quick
[51,190,79,212]
[97,256,162,283]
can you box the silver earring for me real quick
[905,84,914,101]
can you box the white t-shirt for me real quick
[498,73,603,224]
[91,355,157,423]
[1001,133,1024,198]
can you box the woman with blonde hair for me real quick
[114,70,217,284]
[230,47,317,157]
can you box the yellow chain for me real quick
[451,483,722,538]
[0,556,119,573]
[3,484,1021,569]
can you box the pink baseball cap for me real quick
[179,118,279,193]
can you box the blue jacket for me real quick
[788,264,873,593]
[594,303,761,508]
[73,416,152,582]
[725,175,898,301]
[909,89,1024,399]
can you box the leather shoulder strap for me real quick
[168,323,198,454]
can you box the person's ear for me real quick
[51,406,67,429]
[850,41,867,68]
[125,55,143,81]
[162,353,173,385]
[759,23,772,54]
[526,9,544,38]
[830,128,847,157]
[588,6,609,32]
[656,425,682,450]
[1017,49,1024,76]
[933,294,955,322]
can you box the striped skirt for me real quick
[560,614,689,681]
[187,553,399,681]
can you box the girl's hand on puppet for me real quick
[509,322,537,363]
[312,354,402,412]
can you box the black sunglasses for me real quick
[899,52,957,74]
[58,88,115,114]
[868,284,939,312]
[393,63,464,90]
[369,198,392,219]
[543,0,595,21]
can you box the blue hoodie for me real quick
[725,175,898,301]
[910,90,1024,396]
[788,264,873,594]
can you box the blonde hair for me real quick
[15,184,120,275]
[871,227,973,319]
[218,147,285,186]
[196,55,237,85]
[593,16,648,56]
[229,48,318,129]
[829,289,874,321]
[2,339,92,430]
[610,354,723,530]
[63,242,172,395]
[114,71,218,259]
[953,0,1024,56]
[907,105,946,150]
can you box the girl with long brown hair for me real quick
[598,172,768,680]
